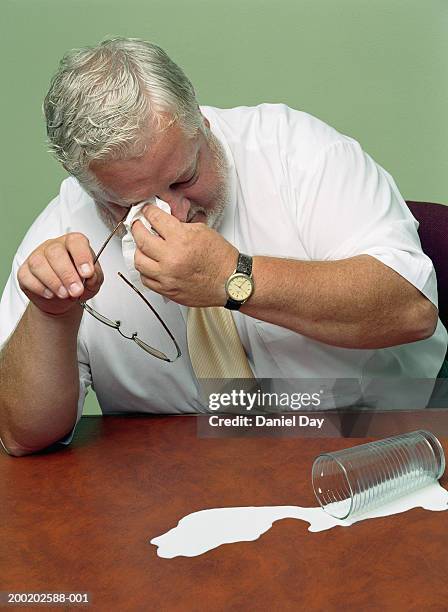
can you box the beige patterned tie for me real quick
[187,306,255,379]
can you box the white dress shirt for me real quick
[1,104,446,444]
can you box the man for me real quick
[0,37,446,456]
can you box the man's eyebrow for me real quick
[174,150,199,182]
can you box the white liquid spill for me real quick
[150,482,448,558]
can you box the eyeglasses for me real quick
[79,209,182,362]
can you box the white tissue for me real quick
[121,197,171,283]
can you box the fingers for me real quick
[17,264,55,299]
[25,248,77,298]
[132,221,166,261]
[134,248,161,280]
[82,245,103,291]
[65,232,96,279]
[140,203,180,239]
[42,239,85,298]
[18,233,100,303]
[85,262,103,287]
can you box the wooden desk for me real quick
[1,416,447,611]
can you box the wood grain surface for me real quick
[1,415,447,611]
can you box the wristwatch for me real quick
[224,253,254,310]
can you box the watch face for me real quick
[226,273,254,302]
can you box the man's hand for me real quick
[131,204,238,306]
[17,233,104,316]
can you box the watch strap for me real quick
[236,253,252,276]
[225,297,243,310]
[224,253,253,310]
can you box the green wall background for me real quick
[1,0,447,415]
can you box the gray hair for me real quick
[43,37,204,190]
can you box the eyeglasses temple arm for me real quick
[117,272,182,359]
[93,209,130,264]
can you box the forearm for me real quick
[242,254,437,349]
[0,302,83,455]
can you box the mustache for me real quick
[186,204,207,222]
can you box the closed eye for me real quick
[172,172,198,188]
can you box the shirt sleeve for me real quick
[0,226,91,450]
[296,139,438,307]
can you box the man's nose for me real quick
[157,194,191,222]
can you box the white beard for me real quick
[94,200,127,237]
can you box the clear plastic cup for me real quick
[312,430,445,520]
